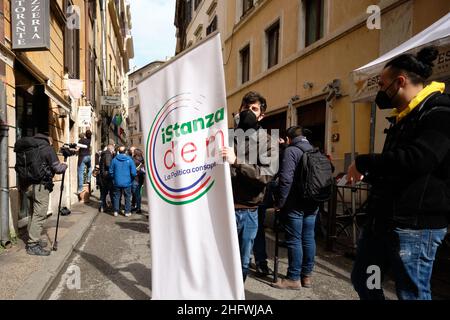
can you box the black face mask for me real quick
[375,79,400,110]
[237,109,258,131]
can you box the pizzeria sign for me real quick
[12,0,51,50]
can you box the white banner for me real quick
[137,34,245,300]
[67,79,84,100]
[77,106,92,128]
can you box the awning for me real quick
[351,12,450,103]
[45,85,72,114]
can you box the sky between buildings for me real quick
[129,0,176,71]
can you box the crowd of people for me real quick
[222,46,450,300]
[76,131,146,217]
[13,45,449,300]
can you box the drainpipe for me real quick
[0,82,11,248]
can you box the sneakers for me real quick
[39,239,48,248]
[125,213,131,217]
[113,212,118,217]
[301,276,312,288]
[272,278,301,290]
[26,244,51,256]
[255,262,273,276]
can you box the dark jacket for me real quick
[99,150,114,184]
[356,92,450,230]
[78,137,91,165]
[231,128,278,207]
[109,153,137,188]
[33,134,67,190]
[277,136,319,211]
[133,154,145,184]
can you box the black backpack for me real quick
[14,137,49,185]
[294,145,333,202]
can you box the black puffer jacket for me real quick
[356,92,450,230]
[133,154,145,185]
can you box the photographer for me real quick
[14,133,68,256]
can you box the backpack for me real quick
[14,137,50,185]
[294,145,333,202]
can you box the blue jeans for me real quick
[78,155,92,192]
[351,226,447,300]
[113,186,131,214]
[235,208,259,281]
[132,181,143,211]
[100,179,113,209]
[283,208,318,281]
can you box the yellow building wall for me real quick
[412,0,450,34]
[3,0,86,226]
[224,0,448,173]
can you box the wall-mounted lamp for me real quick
[332,133,340,142]
[303,82,314,90]
[323,79,342,103]
[58,106,68,119]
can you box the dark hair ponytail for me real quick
[385,46,439,84]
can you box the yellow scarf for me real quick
[392,81,446,123]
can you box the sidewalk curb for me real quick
[14,206,99,300]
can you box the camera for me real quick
[60,143,87,159]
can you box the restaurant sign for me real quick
[12,0,51,50]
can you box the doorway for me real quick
[260,111,287,139]
[297,100,326,152]
[14,62,50,224]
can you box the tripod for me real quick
[52,157,67,252]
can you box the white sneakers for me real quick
[113,212,131,217]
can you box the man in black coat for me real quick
[348,46,449,300]
[17,133,67,256]
[99,144,115,212]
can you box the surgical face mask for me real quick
[375,79,400,110]
[237,109,258,131]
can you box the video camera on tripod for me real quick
[52,142,87,252]
[60,143,88,160]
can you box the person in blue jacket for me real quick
[109,146,137,217]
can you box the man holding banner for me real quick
[137,34,245,300]
[222,92,278,282]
